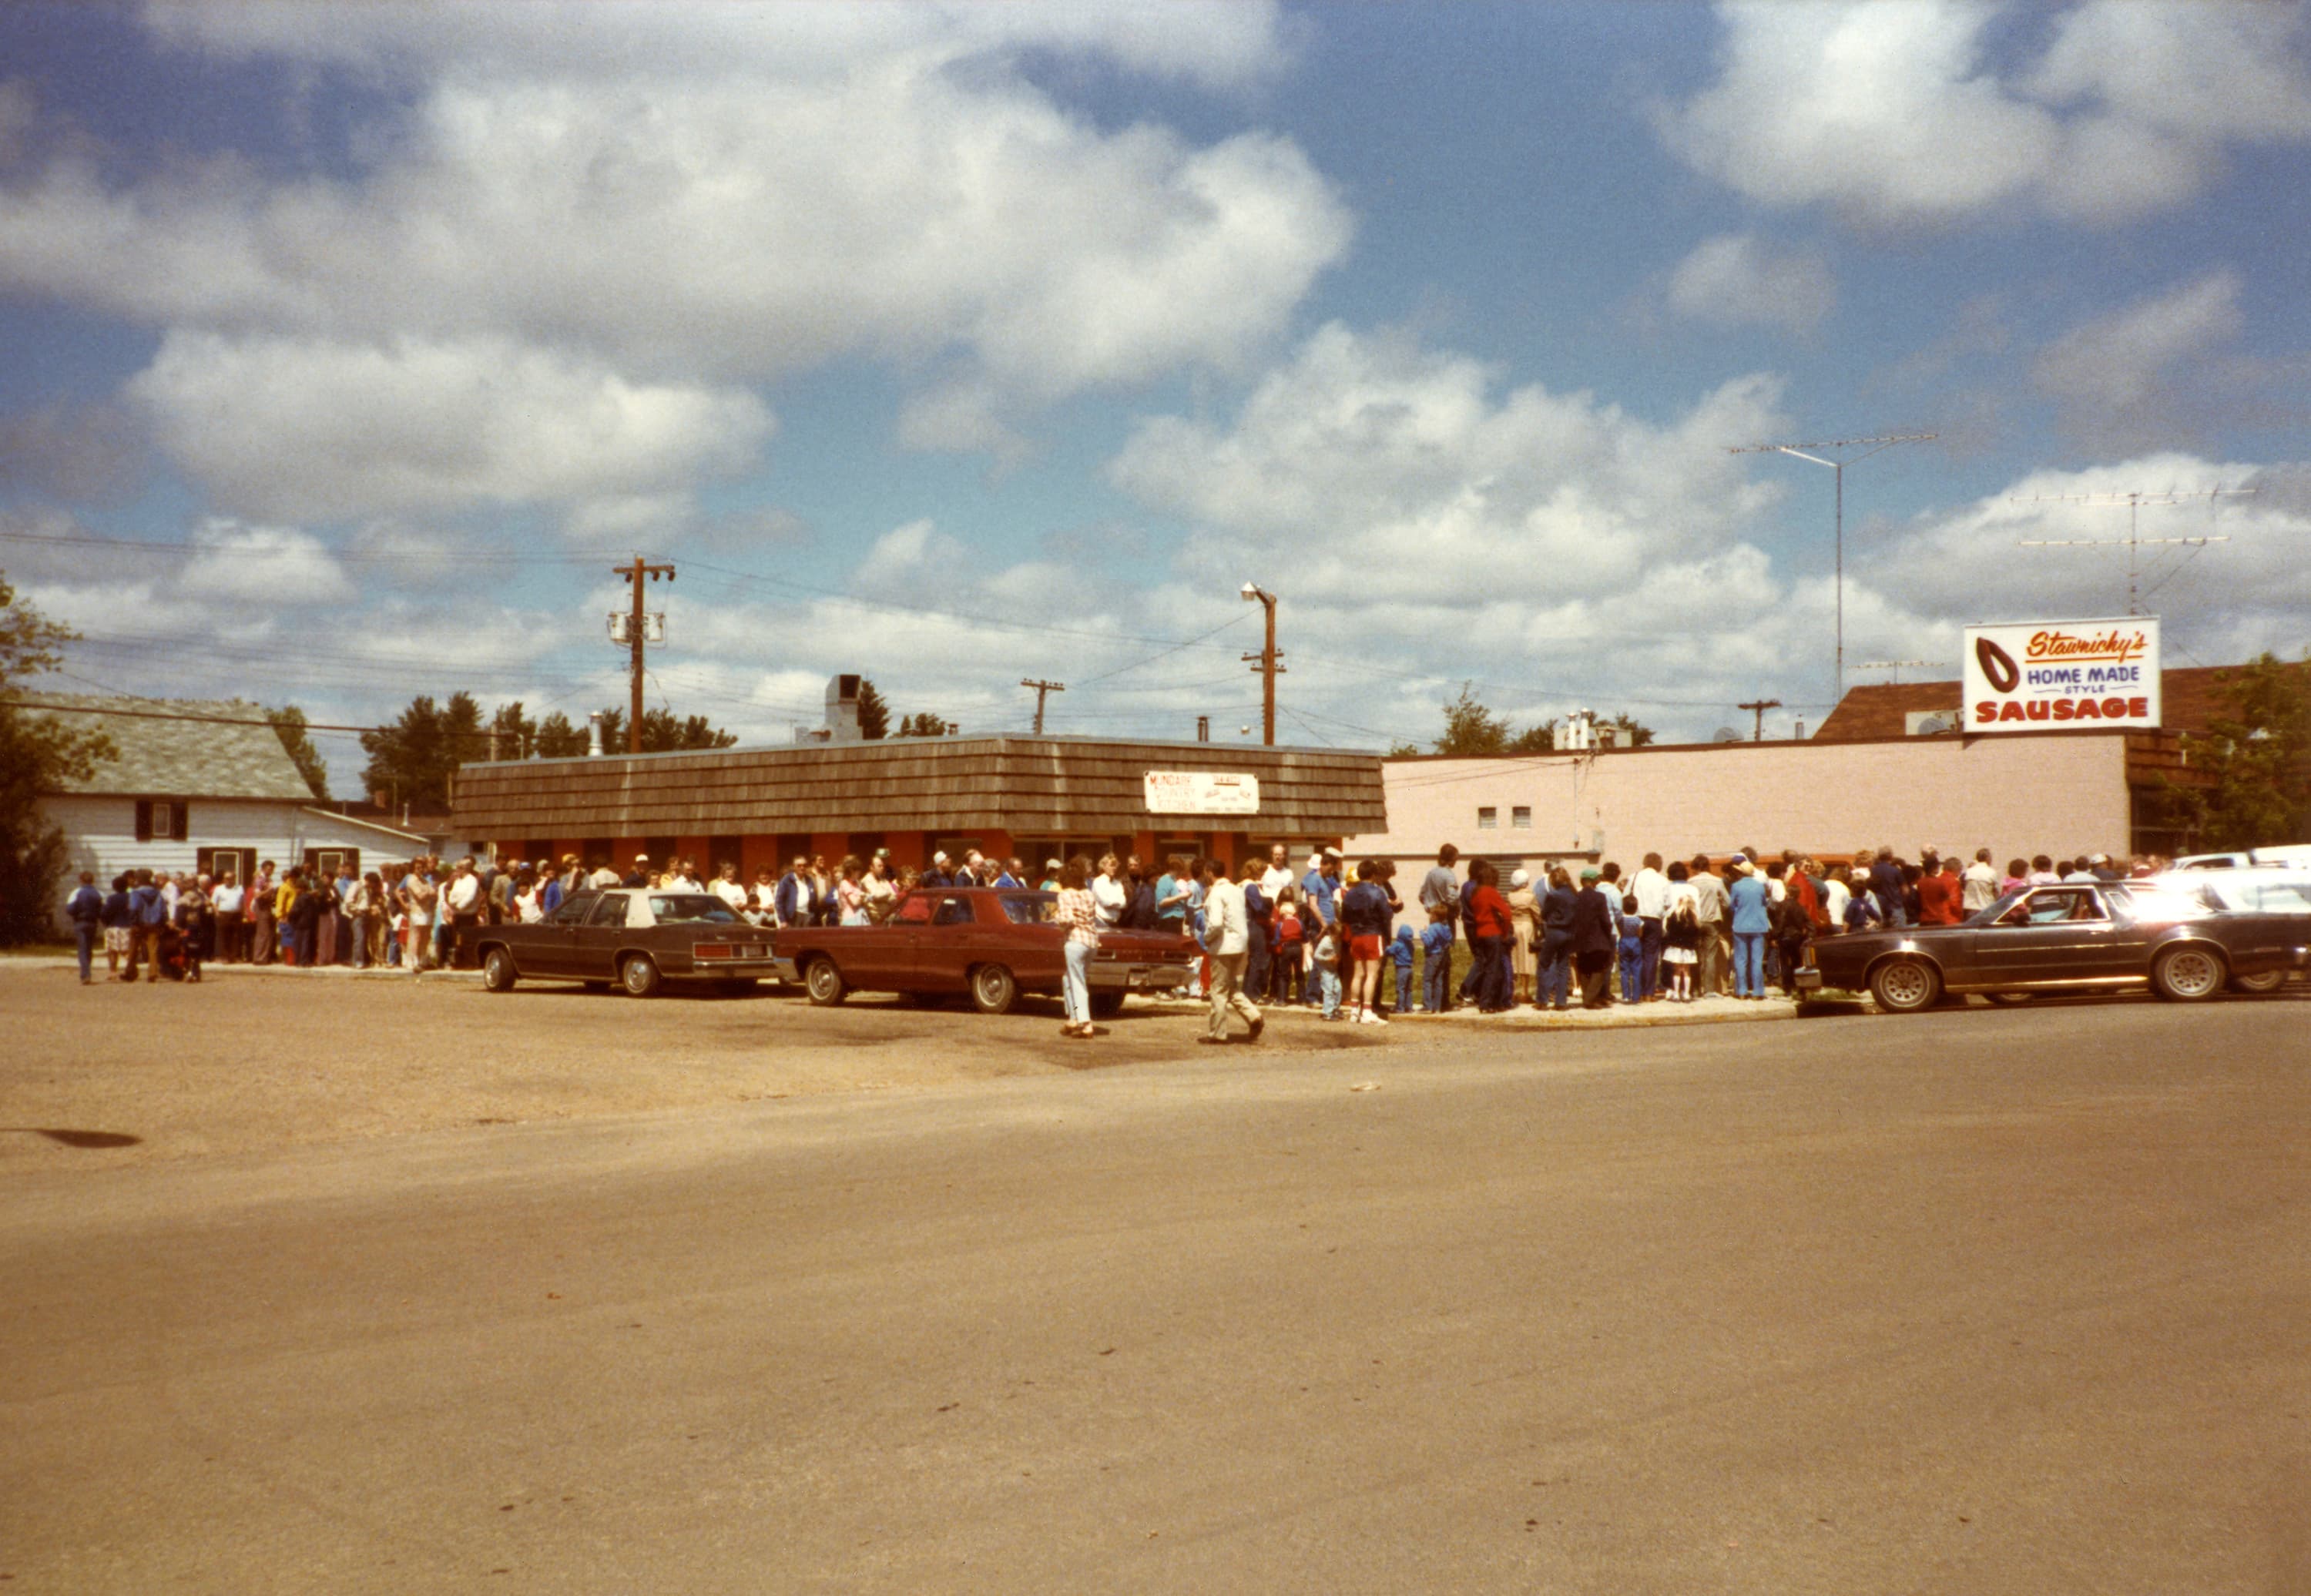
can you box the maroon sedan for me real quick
[770,888,1199,1016]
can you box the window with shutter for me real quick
[149,800,176,842]
[172,802,190,842]
[134,800,153,842]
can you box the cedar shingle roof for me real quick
[10,692,317,800]
[1813,662,2306,743]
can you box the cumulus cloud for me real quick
[0,2,1347,494]
[1665,233,1836,334]
[1656,0,2311,227]
[126,332,775,521]
[2031,270,2246,453]
[179,517,354,605]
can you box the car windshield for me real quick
[649,894,739,924]
[999,893,1057,925]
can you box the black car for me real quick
[475,889,780,997]
[1798,881,2311,1013]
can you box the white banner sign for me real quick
[1144,770,1260,816]
[1964,617,2161,733]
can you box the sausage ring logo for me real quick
[1975,635,2019,694]
[1960,618,2160,734]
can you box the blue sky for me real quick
[2,1,2306,786]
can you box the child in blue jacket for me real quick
[1387,923,1417,1014]
[1617,894,1645,1002]
[1419,904,1454,1014]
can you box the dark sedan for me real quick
[1798,881,2311,1013]
[476,890,780,997]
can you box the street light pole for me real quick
[1727,433,1935,707]
[1240,583,1282,746]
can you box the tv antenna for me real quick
[1857,659,1947,685]
[2012,487,2249,615]
[1728,432,1937,706]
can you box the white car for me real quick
[2148,867,2311,991]
[2174,844,2311,870]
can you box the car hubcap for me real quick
[810,966,835,1000]
[2166,950,2218,996]
[1882,964,1928,1006]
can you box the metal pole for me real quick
[627,557,646,754]
[1833,462,1843,706]
[1262,595,1277,746]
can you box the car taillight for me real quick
[694,943,733,960]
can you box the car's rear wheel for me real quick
[1089,990,1126,1020]
[481,947,518,993]
[805,957,847,1006]
[2228,968,2288,994]
[1870,956,1941,1014]
[969,963,1018,1015]
[619,954,663,998]
[2151,944,2224,1002]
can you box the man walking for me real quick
[65,870,102,984]
[1195,858,1263,1045]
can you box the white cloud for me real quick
[126,333,774,521]
[1665,233,1836,334]
[0,4,1347,480]
[1657,0,2311,226]
[179,517,354,605]
[2031,270,2246,451]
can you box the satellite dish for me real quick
[1915,714,1951,736]
[1712,726,1742,743]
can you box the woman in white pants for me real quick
[1054,854,1101,1039]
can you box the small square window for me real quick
[1476,806,1498,830]
[1511,806,1532,829]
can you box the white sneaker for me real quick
[1365,1011,1388,1026]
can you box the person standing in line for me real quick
[1259,843,1296,914]
[248,860,277,964]
[1417,845,1463,1012]
[1536,866,1576,1011]
[1308,918,1343,1021]
[1418,902,1453,1014]
[1505,868,1541,1006]
[397,860,435,973]
[1917,854,1964,926]
[210,873,244,964]
[1868,847,1907,929]
[1820,863,1852,934]
[1662,862,1699,1002]
[1615,893,1645,1004]
[1196,857,1264,1044]
[1271,897,1306,1004]
[1463,860,1514,1014]
[1052,855,1101,1041]
[1386,922,1417,1015]
[1629,853,1670,1001]
[1091,852,1128,934]
[1038,858,1063,893]
[443,859,483,969]
[1239,858,1273,1009]
[65,870,102,984]
[1570,867,1618,1010]
[272,867,302,965]
[1339,859,1394,1026]
[124,870,168,982]
[99,873,132,977]
[1729,859,1771,1000]
[774,856,813,928]
[1687,854,1729,998]
[710,862,750,915]
[1960,848,2001,918]
[172,877,208,983]
[835,857,870,926]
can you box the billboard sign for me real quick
[1964,618,2160,733]
[1144,770,1260,815]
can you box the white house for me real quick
[25,693,428,931]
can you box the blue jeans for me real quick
[1732,931,1766,998]
[1640,918,1664,998]
[1474,935,1513,1010]
[1538,937,1571,1008]
[1422,952,1448,1014]
[1618,939,1642,1001]
[75,924,97,981]
[1315,964,1341,1018]
[1062,938,1092,1024]
[1390,958,1416,1011]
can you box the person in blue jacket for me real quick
[1386,922,1417,1014]
[1418,904,1454,1014]
[1728,859,1773,1000]
[65,870,103,984]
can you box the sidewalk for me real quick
[5,956,480,981]
[1138,991,1811,1029]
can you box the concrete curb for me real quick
[1132,994,1810,1030]
[2,957,481,982]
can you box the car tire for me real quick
[969,964,1018,1015]
[1869,956,1941,1014]
[1089,990,1126,1020]
[619,954,663,998]
[481,947,518,993]
[2150,944,2225,1002]
[2228,968,2288,995]
[805,957,847,1006]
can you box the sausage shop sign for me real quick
[1144,770,1260,815]
[1964,617,2161,732]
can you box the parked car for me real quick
[2148,867,2311,991]
[770,887,1199,1015]
[2174,844,2311,870]
[1796,880,2311,1012]
[475,889,780,997]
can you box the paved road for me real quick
[4,997,2306,1591]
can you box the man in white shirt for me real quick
[1259,842,1296,907]
[210,876,245,963]
[1821,870,1851,934]
[1091,853,1127,929]
[1960,848,2000,915]
[1630,853,1670,1001]
[710,863,750,914]
[444,860,483,968]
[1195,857,1263,1044]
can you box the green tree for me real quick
[0,573,116,944]
[1504,719,1558,754]
[593,706,740,754]
[359,692,485,813]
[899,711,954,736]
[2154,652,2311,850]
[1606,712,1656,749]
[266,705,329,800]
[855,678,891,740]
[1434,682,1511,756]
[535,711,590,758]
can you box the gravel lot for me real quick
[0,964,1387,1166]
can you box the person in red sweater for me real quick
[1461,861,1515,1012]
[1917,855,1965,925]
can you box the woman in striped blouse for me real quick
[1054,853,1102,1038]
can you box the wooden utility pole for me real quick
[615,556,676,753]
[1739,697,1783,743]
[1021,678,1065,734]
[1241,584,1282,746]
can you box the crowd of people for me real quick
[60,839,2165,1038]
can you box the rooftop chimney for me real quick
[587,711,603,756]
[823,674,863,743]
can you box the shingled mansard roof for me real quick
[9,692,318,800]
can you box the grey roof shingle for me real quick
[9,692,319,800]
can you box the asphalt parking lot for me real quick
[3,968,2306,1591]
